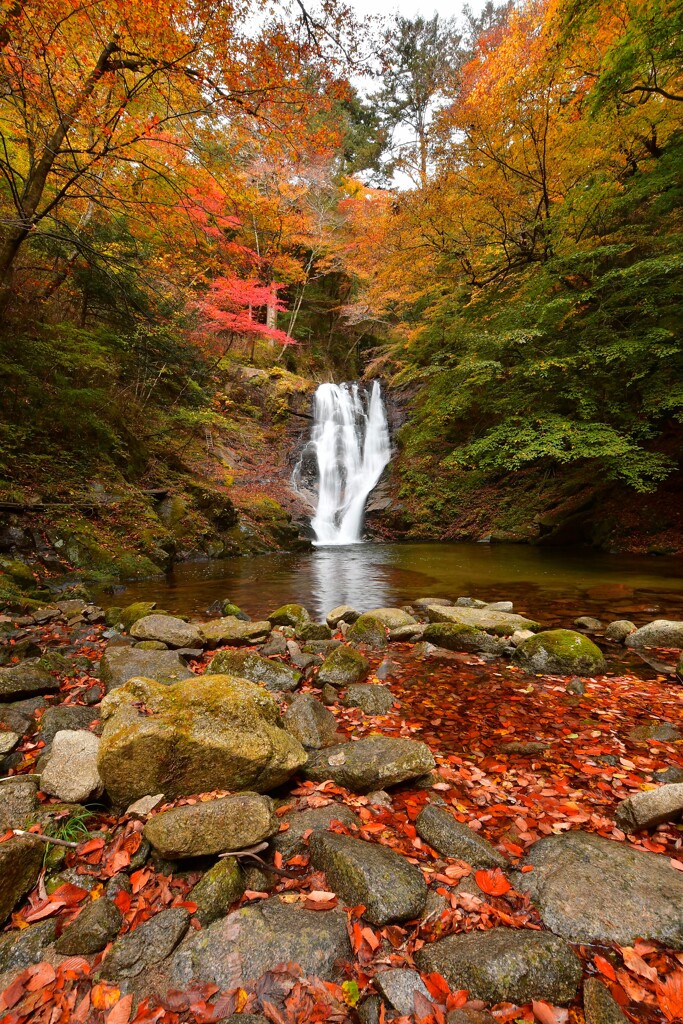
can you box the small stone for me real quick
[286,640,318,671]
[317,645,369,687]
[358,995,382,1024]
[55,897,122,955]
[374,968,431,1015]
[131,615,202,649]
[574,616,603,631]
[144,793,278,859]
[366,790,392,808]
[416,805,507,869]
[0,921,58,973]
[584,978,630,1024]
[40,730,103,803]
[200,617,271,647]
[615,783,683,833]
[500,740,550,754]
[326,605,360,628]
[447,1011,496,1024]
[100,907,190,980]
[126,794,165,819]
[283,694,339,749]
[304,735,435,793]
[390,623,425,641]
[0,730,19,754]
[510,629,534,647]
[105,874,132,901]
[321,684,338,705]
[347,614,388,649]
[268,604,311,629]
[653,766,683,785]
[297,622,332,642]
[605,620,636,643]
[260,632,288,656]
[38,705,99,745]
[0,776,38,831]
[272,803,360,861]
[190,857,245,925]
[342,684,394,715]
[566,676,585,696]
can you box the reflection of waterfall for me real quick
[304,381,391,546]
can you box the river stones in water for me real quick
[604,620,636,643]
[515,830,683,947]
[416,805,507,869]
[200,617,271,647]
[144,793,278,858]
[310,832,427,925]
[422,623,507,655]
[347,614,388,649]
[101,908,190,981]
[97,676,307,804]
[513,629,606,676]
[207,650,300,692]
[55,897,122,955]
[297,621,332,642]
[0,660,59,701]
[326,605,360,627]
[0,835,43,924]
[272,803,360,861]
[625,619,683,649]
[424,603,540,636]
[342,684,394,715]
[283,694,339,749]
[165,897,352,989]
[267,604,311,629]
[615,782,683,832]
[414,928,582,1005]
[130,614,202,649]
[304,735,435,793]
[100,647,195,692]
[189,858,245,926]
[317,645,369,687]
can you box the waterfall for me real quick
[308,381,391,546]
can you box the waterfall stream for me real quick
[305,381,391,546]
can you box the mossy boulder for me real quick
[190,857,245,926]
[200,617,271,647]
[297,621,332,642]
[272,804,360,861]
[207,650,300,692]
[119,602,158,631]
[513,629,606,676]
[130,614,202,649]
[97,675,307,805]
[0,835,43,923]
[100,647,195,692]
[144,793,278,858]
[0,660,59,701]
[425,603,541,636]
[347,614,388,650]
[268,604,311,629]
[625,620,683,650]
[317,645,369,687]
[366,608,417,630]
[422,623,507,655]
[342,684,394,715]
[416,805,507,868]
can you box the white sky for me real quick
[347,0,486,21]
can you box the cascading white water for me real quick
[309,381,391,546]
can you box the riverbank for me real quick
[1,594,682,1023]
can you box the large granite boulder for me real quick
[304,736,435,793]
[283,694,339,749]
[200,617,271,647]
[100,647,195,692]
[40,730,103,803]
[0,920,58,974]
[207,650,300,692]
[130,614,202,649]
[165,896,352,989]
[310,832,427,925]
[615,783,683,832]
[97,676,307,805]
[0,660,59,701]
[272,804,360,861]
[625,620,683,650]
[317,646,369,687]
[415,928,581,1005]
[515,830,683,947]
[0,835,43,923]
[422,623,507,655]
[424,604,540,636]
[144,793,278,858]
[416,805,507,868]
[513,629,606,676]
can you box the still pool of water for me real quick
[96,542,683,624]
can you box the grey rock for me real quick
[208,650,300,692]
[200,617,271,648]
[326,605,359,628]
[615,783,683,832]
[425,603,540,636]
[347,614,388,649]
[190,857,245,926]
[301,639,342,655]
[0,730,19,754]
[366,790,392,808]
[374,968,431,1015]
[0,776,38,831]
[625,619,683,649]
[566,676,585,696]
[0,920,58,974]
[447,1011,497,1024]
[416,805,507,868]
[605,620,636,643]
[55,897,122,955]
[144,793,278,859]
[317,645,369,687]
[134,640,167,651]
[629,721,681,742]
[0,660,59,701]
[100,907,190,980]
[38,705,99,745]
[487,601,514,612]
[513,629,606,676]
[653,765,683,785]
[40,730,103,803]
[413,598,453,610]
[283,694,339,749]
[272,803,360,861]
[286,641,318,671]
[126,793,164,819]
[268,604,311,629]
[260,632,288,656]
[510,629,535,647]
[100,646,195,692]
[305,736,435,793]
[166,896,352,988]
[342,684,394,715]
[584,978,630,1024]
[500,740,549,754]
[310,831,427,925]
[0,835,43,923]
[422,623,507,655]
[574,616,603,631]
[358,995,382,1024]
[365,608,417,630]
[130,614,202,649]
[297,622,332,642]
[321,684,338,705]
[516,830,683,947]
[390,623,426,642]
[414,928,582,1005]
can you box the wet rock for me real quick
[374,968,431,1015]
[0,776,38,831]
[119,602,158,631]
[390,623,426,641]
[100,646,195,691]
[326,605,359,628]
[302,639,342,655]
[317,646,369,687]
[413,597,453,610]
[268,604,311,629]
[144,793,278,859]
[166,897,352,988]
[416,805,507,868]
[130,614,202,649]
[98,676,306,804]
[0,920,58,973]
[584,978,630,1024]
[100,907,190,980]
[615,783,683,832]
[305,735,435,793]
[574,616,603,631]
[283,694,339,749]
[297,622,332,642]
[0,730,19,754]
[0,835,43,923]
[105,874,132,901]
[134,640,167,651]
[629,721,681,742]
[347,614,388,649]
[422,623,507,655]
[55,897,122,955]
[605,620,636,643]
[415,928,582,1005]
[38,705,99,745]
[366,790,392,808]
[208,650,300,692]
[513,629,606,676]
[342,684,394,715]
[425,603,540,636]
[625,620,683,649]
[200,617,271,647]
[260,632,288,657]
[516,830,683,947]
[40,730,103,803]
[272,803,360,861]
[0,660,59,701]
[653,765,683,785]
[358,995,382,1024]
[190,857,245,925]
[366,608,417,630]
[286,640,318,671]
[310,832,427,925]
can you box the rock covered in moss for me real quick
[326,605,359,628]
[144,793,278,859]
[415,928,582,1005]
[268,604,311,629]
[207,649,300,692]
[200,617,271,647]
[0,835,43,923]
[310,831,427,925]
[97,675,307,804]
[422,623,507,655]
[117,602,159,631]
[100,646,195,692]
[317,645,370,687]
[283,694,339,749]
[347,614,388,649]
[513,629,606,676]
[424,603,540,636]
[296,621,332,642]
[190,857,245,925]
[416,804,507,868]
[55,897,122,955]
[0,660,59,701]
[304,735,435,793]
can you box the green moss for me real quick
[513,629,606,676]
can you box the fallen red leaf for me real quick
[474,868,511,896]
